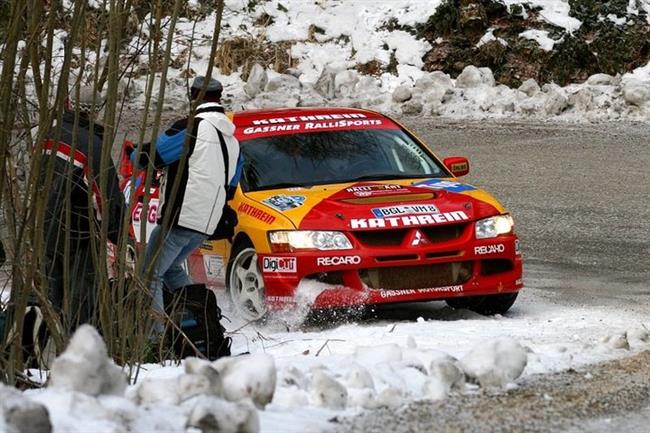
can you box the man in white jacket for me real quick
[134,77,240,356]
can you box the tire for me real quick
[226,240,267,321]
[446,292,518,316]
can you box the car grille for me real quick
[360,262,473,290]
[353,224,467,247]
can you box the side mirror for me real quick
[443,156,470,177]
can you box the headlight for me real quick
[475,214,514,239]
[269,231,353,253]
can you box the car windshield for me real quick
[240,128,448,191]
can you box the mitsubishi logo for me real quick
[411,229,429,247]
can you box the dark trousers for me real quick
[45,241,98,333]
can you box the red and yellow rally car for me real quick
[123,108,523,321]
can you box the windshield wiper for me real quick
[344,174,431,182]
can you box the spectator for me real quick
[40,86,126,332]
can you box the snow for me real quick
[4,280,650,433]
[519,29,558,51]
[500,0,582,32]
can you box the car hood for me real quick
[243,178,506,231]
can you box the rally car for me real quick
[121,108,523,321]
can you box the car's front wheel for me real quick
[446,292,518,315]
[226,241,268,322]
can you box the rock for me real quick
[544,88,569,115]
[622,81,650,106]
[49,325,127,397]
[265,74,300,93]
[461,337,528,387]
[1,385,52,433]
[213,354,276,409]
[334,70,359,97]
[310,371,347,410]
[518,79,540,97]
[244,64,268,98]
[401,100,423,115]
[314,68,336,99]
[187,396,259,433]
[392,85,412,103]
[587,73,615,86]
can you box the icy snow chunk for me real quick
[401,100,423,115]
[600,333,630,350]
[477,28,507,48]
[187,396,259,433]
[430,356,465,391]
[347,388,379,409]
[519,30,557,51]
[334,70,359,97]
[518,78,541,96]
[214,354,276,409]
[355,344,403,366]
[345,364,375,390]
[384,30,431,68]
[376,387,404,408]
[460,337,528,388]
[278,366,309,390]
[456,66,494,88]
[544,86,569,115]
[587,73,616,86]
[622,81,650,106]
[244,64,268,98]
[134,377,181,405]
[627,328,650,344]
[49,325,127,397]
[1,384,52,433]
[265,74,301,93]
[392,85,413,103]
[310,371,347,410]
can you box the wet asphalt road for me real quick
[336,118,650,433]
[405,119,650,307]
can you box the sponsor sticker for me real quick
[351,211,469,229]
[414,178,477,193]
[263,195,306,211]
[372,204,439,218]
[346,184,409,197]
[474,244,505,255]
[378,285,464,298]
[262,257,297,273]
[241,113,392,137]
[316,256,362,266]
[266,295,294,303]
[131,199,159,243]
[238,202,276,224]
[203,255,225,281]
